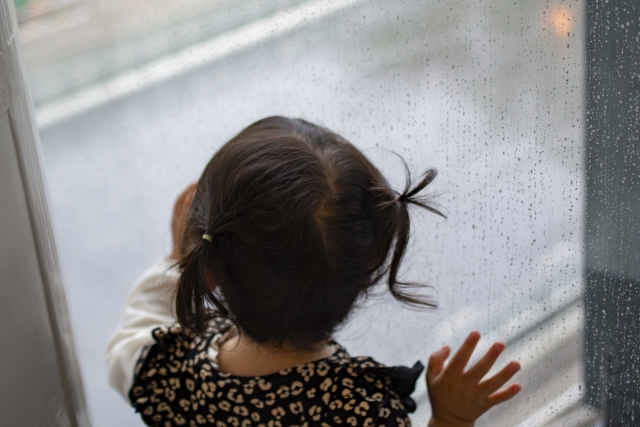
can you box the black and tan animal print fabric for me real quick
[129,319,423,427]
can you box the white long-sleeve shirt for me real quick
[104,260,178,399]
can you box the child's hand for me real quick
[168,182,197,261]
[426,331,521,427]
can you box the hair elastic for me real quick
[202,233,213,242]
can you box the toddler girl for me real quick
[106,116,521,427]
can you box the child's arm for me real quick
[104,260,179,399]
[426,331,521,427]
[104,183,196,400]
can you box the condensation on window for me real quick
[15,0,638,425]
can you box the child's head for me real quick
[176,116,444,349]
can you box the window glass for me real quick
[16,0,616,425]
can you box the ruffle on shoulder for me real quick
[364,361,424,413]
[151,318,232,346]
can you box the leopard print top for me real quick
[129,319,423,427]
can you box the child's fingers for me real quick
[477,361,521,395]
[170,183,198,259]
[174,183,197,214]
[485,383,522,407]
[444,331,481,375]
[179,182,198,204]
[463,342,505,384]
[427,346,450,383]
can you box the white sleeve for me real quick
[104,259,180,400]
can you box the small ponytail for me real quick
[175,236,228,336]
[387,165,446,307]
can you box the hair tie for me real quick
[396,194,407,204]
[202,233,213,242]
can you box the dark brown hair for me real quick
[176,116,444,348]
